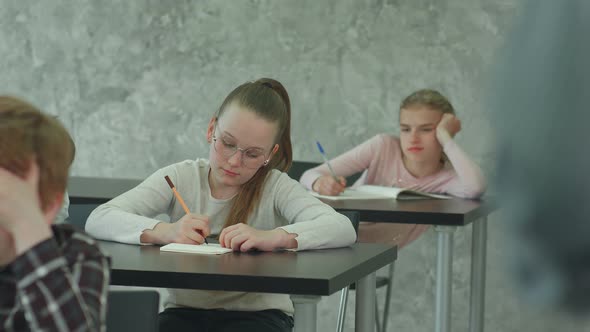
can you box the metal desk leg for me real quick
[382,262,396,332]
[336,286,349,332]
[469,217,488,332]
[291,295,320,332]
[355,272,376,332]
[435,226,456,332]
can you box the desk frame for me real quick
[98,241,395,332]
[321,198,496,332]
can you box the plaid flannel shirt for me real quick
[0,224,111,332]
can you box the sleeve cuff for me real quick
[279,224,317,251]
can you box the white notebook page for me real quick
[160,243,232,255]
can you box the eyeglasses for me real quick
[212,131,271,169]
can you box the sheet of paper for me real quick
[160,243,232,255]
[311,189,390,201]
[357,185,452,199]
[311,185,452,201]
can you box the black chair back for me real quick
[337,210,360,237]
[106,290,159,332]
[288,161,363,184]
[67,203,100,229]
[287,161,322,181]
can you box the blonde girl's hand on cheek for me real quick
[312,175,347,196]
[142,214,210,245]
[436,113,462,145]
[219,223,298,252]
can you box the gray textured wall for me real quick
[2,0,588,331]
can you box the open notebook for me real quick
[160,243,232,255]
[312,185,451,201]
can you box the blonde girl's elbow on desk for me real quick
[465,173,487,198]
[461,178,487,199]
[445,175,487,199]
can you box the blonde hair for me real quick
[400,89,455,115]
[0,96,74,212]
[215,78,292,228]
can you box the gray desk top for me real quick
[98,240,397,296]
[319,197,498,226]
[69,176,497,226]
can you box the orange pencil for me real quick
[165,175,209,245]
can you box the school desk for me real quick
[97,240,396,332]
[318,197,498,332]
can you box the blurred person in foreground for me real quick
[491,0,590,314]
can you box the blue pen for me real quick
[315,141,341,183]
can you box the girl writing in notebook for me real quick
[300,89,486,248]
[85,78,356,332]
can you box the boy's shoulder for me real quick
[51,224,110,261]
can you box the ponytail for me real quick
[216,78,292,228]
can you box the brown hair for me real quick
[215,78,292,228]
[400,89,455,115]
[0,96,75,212]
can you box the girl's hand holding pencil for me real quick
[165,175,209,245]
[141,213,211,245]
[141,176,211,245]
[314,141,347,196]
[163,214,210,245]
[312,175,347,196]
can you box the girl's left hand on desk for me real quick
[219,224,298,252]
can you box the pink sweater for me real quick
[300,134,487,248]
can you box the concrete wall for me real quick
[2,0,587,330]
